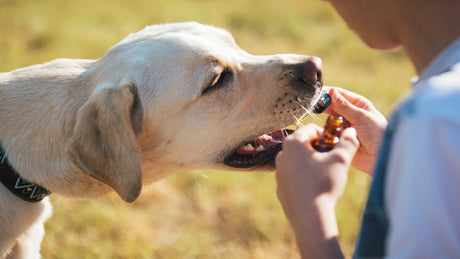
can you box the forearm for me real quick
[275,125,358,259]
[289,197,344,259]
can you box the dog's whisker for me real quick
[199,171,209,179]
[300,104,320,121]
[292,114,304,129]
[300,104,309,113]
[308,111,320,121]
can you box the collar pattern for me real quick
[0,144,51,202]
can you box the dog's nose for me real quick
[302,57,322,85]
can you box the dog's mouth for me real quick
[223,128,294,168]
[223,91,330,169]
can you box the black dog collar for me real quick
[0,144,51,202]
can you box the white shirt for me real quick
[385,38,460,258]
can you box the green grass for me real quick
[0,0,414,258]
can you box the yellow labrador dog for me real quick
[0,22,323,258]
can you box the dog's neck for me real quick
[0,143,51,202]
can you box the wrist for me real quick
[288,194,339,239]
[312,195,340,238]
[289,195,343,258]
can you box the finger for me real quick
[325,86,369,103]
[334,87,375,111]
[282,124,323,155]
[322,86,332,94]
[324,87,347,115]
[287,123,323,143]
[330,127,359,163]
[326,88,367,123]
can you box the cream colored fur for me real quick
[0,22,321,258]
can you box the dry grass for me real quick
[0,0,414,258]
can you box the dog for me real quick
[0,22,323,258]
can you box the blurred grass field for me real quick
[0,0,414,258]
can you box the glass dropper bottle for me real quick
[311,115,344,152]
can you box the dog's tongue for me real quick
[235,129,287,155]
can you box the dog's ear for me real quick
[68,83,144,202]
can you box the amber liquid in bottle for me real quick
[312,115,344,152]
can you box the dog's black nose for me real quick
[302,57,322,85]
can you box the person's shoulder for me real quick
[423,61,460,88]
[412,63,460,117]
[433,62,460,86]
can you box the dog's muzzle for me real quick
[224,92,331,169]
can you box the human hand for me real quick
[276,124,359,219]
[324,87,387,175]
[275,124,359,258]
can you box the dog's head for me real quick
[69,22,323,201]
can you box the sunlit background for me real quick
[0,0,414,258]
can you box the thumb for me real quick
[330,127,359,163]
[327,88,362,123]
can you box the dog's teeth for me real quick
[242,143,255,151]
[260,134,271,140]
[256,145,266,152]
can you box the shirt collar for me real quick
[412,37,460,87]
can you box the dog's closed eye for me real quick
[202,68,233,96]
